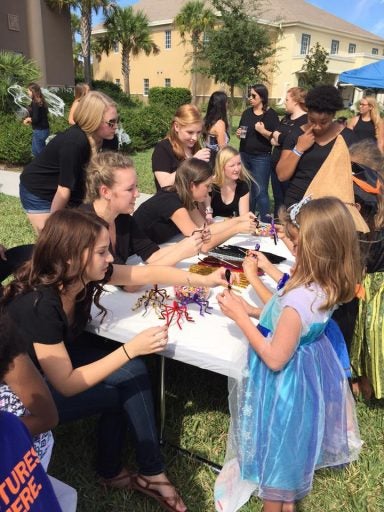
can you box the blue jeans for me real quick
[49,334,164,479]
[240,152,271,221]
[270,162,289,218]
[32,128,49,157]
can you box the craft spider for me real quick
[160,301,194,330]
[132,284,170,315]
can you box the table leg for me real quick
[159,355,166,445]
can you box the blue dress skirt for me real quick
[215,284,361,511]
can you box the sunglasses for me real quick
[104,118,119,128]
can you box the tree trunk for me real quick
[192,51,197,104]
[122,49,130,97]
[80,7,92,85]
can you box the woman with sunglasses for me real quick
[237,84,279,221]
[347,96,384,153]
[19,91,119,233]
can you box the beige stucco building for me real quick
[92,0,384,104]
[0,0,74,87]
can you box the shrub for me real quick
[0,114,32,164]
[91,79,141,107]
[148,87,192,111]
[120,104,173,152]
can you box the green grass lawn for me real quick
[1,192,383,511]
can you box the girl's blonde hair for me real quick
[170,158,212,211]
[73,90,116,155]
[349,140,384,229]
[74,82,90,100]
[364,96,382,141]
[168,104,202,160]
[287,87,307,111]
[213,146,253,188]
[280,197,362,310]
[85,151,135,203]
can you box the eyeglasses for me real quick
[104,118,119,128]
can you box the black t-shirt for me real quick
[152,139,183,191]
[211,180,249,217]
[283,128,357,207]
[21,125,91,206]
[271,113,307,164]
[239,107,280,155]
[30,102,49,130]
[81,204,159,263]
[133,190,184,243]
[6,286,76,367]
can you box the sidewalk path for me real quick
[0,169,152,207]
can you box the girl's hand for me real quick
[194,148,211,162]
[235,127,242,138]
[205,267,231,288]
[202,225,211,242]
[217,289,248,322]
[242,253,260,280]
[23,117,32,125]
[128,325,169,357]
[178,231,204,257]
[255,121,265,134]
[296,126,315,152]
[236,212,259,234]
[247,251,274,273]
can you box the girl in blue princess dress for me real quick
[214,197,363,512]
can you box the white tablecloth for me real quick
[87,234,294,378]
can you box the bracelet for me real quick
[122,345,132,361]
[205,207,213,214]
[292,146,303,157]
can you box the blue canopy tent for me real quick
[339,60,384,90]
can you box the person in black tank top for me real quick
[347,96,384,152]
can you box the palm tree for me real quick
[0,51,40,113]
[45,0,115,84]
[174,0,215,103]
[98,6,159,97]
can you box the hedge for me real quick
[148,87,192,111]
[0,100,173,165]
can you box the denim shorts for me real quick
[19,183,51,213]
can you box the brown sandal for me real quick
[131,474,187,512]
[99,467,134,490]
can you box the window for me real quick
[348,43,356,54]
[372,48,379,55]
[115,79,120,87]
[165,30,171,49]
[165,78,171,87]
[331,40,339,55]
[300,34,311,55]
[112,41,119,53]
[143,78,149,96]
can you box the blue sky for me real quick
[94,0,384,38]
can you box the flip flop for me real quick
[131,474,187,512]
